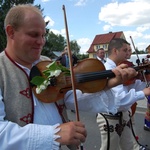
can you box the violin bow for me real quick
[130,36,141,66]
[62,5,84,150]
[130,36,150,87]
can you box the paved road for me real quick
[61,99,150,150]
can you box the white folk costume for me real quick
[96,58,146,150]
[0,51,116,150]
[0,51,62,149]
[0,50,124,150]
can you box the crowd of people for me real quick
[0,3,150,150]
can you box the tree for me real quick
[42,31,66,58]
[77,53,89,60]
[132,47,147,54]
[42,31,81,59]
[69,40,80,55]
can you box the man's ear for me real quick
[6,25,15,39]
[113,48,117,54]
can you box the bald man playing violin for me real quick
[0,4,141,150]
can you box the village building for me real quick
[87,31,126,58]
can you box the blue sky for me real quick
[34,0,150,54]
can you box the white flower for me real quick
[36,80,49,94]
[36,86,42,94]
[40,84,47,90]
[50,70,62,77]
[43,80,50,86]
[33,61,69,95]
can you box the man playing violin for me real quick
[0,4,146,150]
[96,38,150,150]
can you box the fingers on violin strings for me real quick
[128,68,138,77]
[118,63,128,69]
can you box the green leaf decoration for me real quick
[30,76,46,86]
[30,61,70,90]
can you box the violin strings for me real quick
[74,70,115,83]
[69,64,150,83]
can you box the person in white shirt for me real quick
[96,38,150,150]
[0,4,145,150]
[96,48,106,64]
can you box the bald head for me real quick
[4,4,44,31]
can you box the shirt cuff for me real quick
[28,123,61,150]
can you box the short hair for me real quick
[97,48,104,51]
[4,4,43,30]
[108,38,129,55]
[97,48,104,54]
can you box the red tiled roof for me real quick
[87,31,124,53]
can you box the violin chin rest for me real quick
[29,65,42,87]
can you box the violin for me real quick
[119,60,136,85]
[30,58,150,103]
[118,60,138,116]
[30,58,115,103]
[119,59,150,116]
[119,60,146,85]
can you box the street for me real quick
[61,109,150,150]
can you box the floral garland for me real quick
[30,61,70,94]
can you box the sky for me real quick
[34,0,150,54]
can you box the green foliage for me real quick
[42,31,66,58]
[132,48,147,54]
[69,40,80,55]
[77,53,89,60]
[31,61,70,86]
[43,61,70,76]
[42,31,82,59]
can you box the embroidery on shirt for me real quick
[115,123,126,136]
[20,113,32,124]
[58,104,65,114]
[20,88,31,98]
[103,124,114,132]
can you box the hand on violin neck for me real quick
[106,64,138,88]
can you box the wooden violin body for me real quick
[30,58,115,103]
[30,58,150,103]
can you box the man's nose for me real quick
[36,36,45,45]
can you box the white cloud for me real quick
[75,0,87,6]
[44,16,55,27]
[99,1,150,26]
[50,29,60,35]
[144,34,150,39]
[50,28,66,37]
[41,0,49,2]
[136,26,149,32]
[77,38,91,54]
[103,25,112,31]
[49,29,90,54]
[98,0,150,51]
[124,31,143,40]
